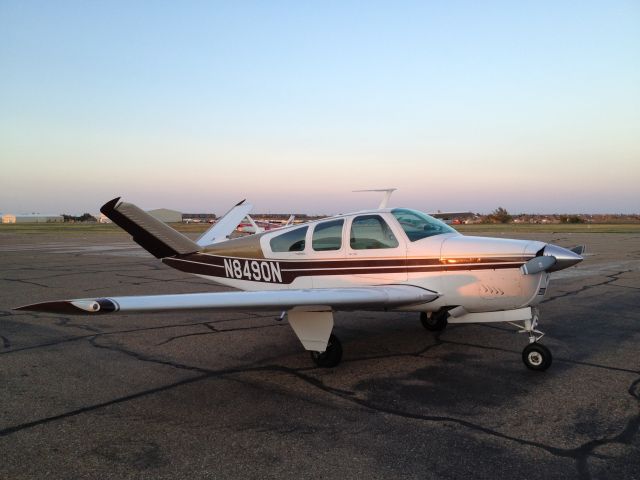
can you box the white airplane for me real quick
[17,195,583,371]
[237,214,296,234]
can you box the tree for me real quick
[489,207,512,224]
[62,213,97,223]
[560,215,584,224]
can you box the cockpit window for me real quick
[350,215,399,250]
[391,208,456,241]
[312,219,344,251]
[270,226,308,252]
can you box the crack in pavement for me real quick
[0,373,212,438]
[54,318,103,333]
[282,368,640,480]
[610,283,640,291]
[543,270,630,303]
[2,328,637,480]
[3,257,638,478]
[2,278,51,288]
[438,338,640,375]
[0,315,282,356]
[155,322,287,346]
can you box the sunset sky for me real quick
[1,1,639,215]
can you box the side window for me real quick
[312,219,344,251]
[270,226,308,252]
[350,215,399,250]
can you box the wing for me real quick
[15,285,439,315]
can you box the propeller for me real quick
[521,255,557,275]
[570,245,586,255]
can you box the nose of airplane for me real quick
[543,244,583,272]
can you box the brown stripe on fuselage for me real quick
[184,252,531,270]
[163,253,530,284]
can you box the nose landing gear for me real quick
[510,308,552,371]
[522,342,552,371]
[421,306,554,371]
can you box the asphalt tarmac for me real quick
[1,230,638,479]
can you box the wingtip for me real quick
[14,299,117,315]
[14,301,83,315]
[100,197,122,215]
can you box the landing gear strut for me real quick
[310,334,342,368]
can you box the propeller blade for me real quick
[521,255,557,275]
[570,245,586,255]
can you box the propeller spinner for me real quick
[521,244,583,275]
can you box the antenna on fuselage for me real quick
[353,188,397,209]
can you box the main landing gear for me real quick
[420,310,448,332]
[310,334,343,368]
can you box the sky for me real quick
[1,1,639,215]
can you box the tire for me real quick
[310,334,343,368]
[420,310,448,331]
[522,343,552,371]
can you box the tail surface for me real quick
[101,198,199,258]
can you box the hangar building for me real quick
[2,214,64,223]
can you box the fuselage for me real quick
[163,208,579,313]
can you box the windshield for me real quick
[391,208,457,241]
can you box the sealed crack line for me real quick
[440,338,640,375]
[2,330,638,480]
[0,317,276,356]
[87,329,640,471]
[2,278,51,288]
[280,368,640,480]
[155,322,287,347]
[543,270,631,303]
[89,336,212,374]
[0,373,210,438]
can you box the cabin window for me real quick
[312,219,344,251]
[350,215,399,250]
[270,226,308,252]
[391,208,456,241]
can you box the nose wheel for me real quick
[310,334,343,368]
[522,343,552,371]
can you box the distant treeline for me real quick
[478,208,640,224]
[62,213,97,223]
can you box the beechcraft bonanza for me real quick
[17,192,584,371]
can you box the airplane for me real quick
[16,194,584,371]
[237,214,296,234]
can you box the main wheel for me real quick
[310,334,343,368]
[420,310,448,331]
[522,343,552,371]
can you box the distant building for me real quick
[182,213,217,223]
[147,208,182,223]
[2,214,63,223]
[97,213,112,224]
